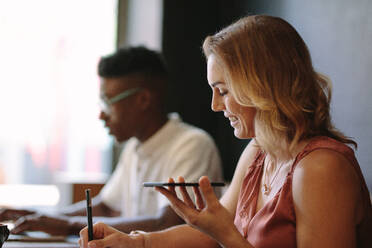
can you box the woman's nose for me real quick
[211,93,224,112]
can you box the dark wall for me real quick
[162,0,249,181]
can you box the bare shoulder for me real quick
[293,148,360,191]
[292,148,362,247]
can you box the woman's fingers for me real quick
[192,186,205,209]
[88,233,121,248]
[79,226,88,247]
[157,177,196,209]
[167,177,176,195]
[198,176,219,207]
[155,184,198,220]
[79,223,146,248]
[79,223,119,248]
[154,186,183,208]
[177,176,196,208]
[156,177,210,211]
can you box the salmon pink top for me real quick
[233,136,372,248]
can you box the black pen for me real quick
[85,189,94,241]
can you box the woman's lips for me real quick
[228,116,239,127]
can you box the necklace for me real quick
[262,159,285,196]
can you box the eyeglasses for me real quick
[99,87,141,114]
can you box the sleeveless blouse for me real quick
[233,136,372,248]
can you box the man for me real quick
[0,46,223,235]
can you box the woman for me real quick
[79,15,372,248]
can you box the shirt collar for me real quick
[136,113,181,156]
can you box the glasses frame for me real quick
[100,87,141,114]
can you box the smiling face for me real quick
[207,55,256,139]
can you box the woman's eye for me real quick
[219,90,228,96]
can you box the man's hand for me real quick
[11,213,80,236]
[0,208,35,222]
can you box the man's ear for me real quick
[136,88,152,110]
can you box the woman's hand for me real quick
[79,222,144,248]
[155,176,239,245]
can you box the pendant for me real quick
[262,184,270,195]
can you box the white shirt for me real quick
[100,113,223,217]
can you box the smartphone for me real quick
[143,182,225,187]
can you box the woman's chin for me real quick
[233,129,244,139]
[233,128,254,139]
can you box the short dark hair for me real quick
[98,46,168,79]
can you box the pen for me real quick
[85,189,94,241]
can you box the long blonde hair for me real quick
[203,15,356,156]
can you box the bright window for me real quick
[0,0,118,184]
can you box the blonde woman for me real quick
[79,15,372,248]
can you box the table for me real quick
[3,241,79,248]
[3,236,79,248]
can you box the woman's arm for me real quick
[147,224,220,248]
[293,149,361,248]
[79,223,219,248]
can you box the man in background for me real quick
[0,46,223,235]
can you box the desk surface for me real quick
[4,241,78,248]
[3,232,79,248]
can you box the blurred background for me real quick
[0,0,371,209]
